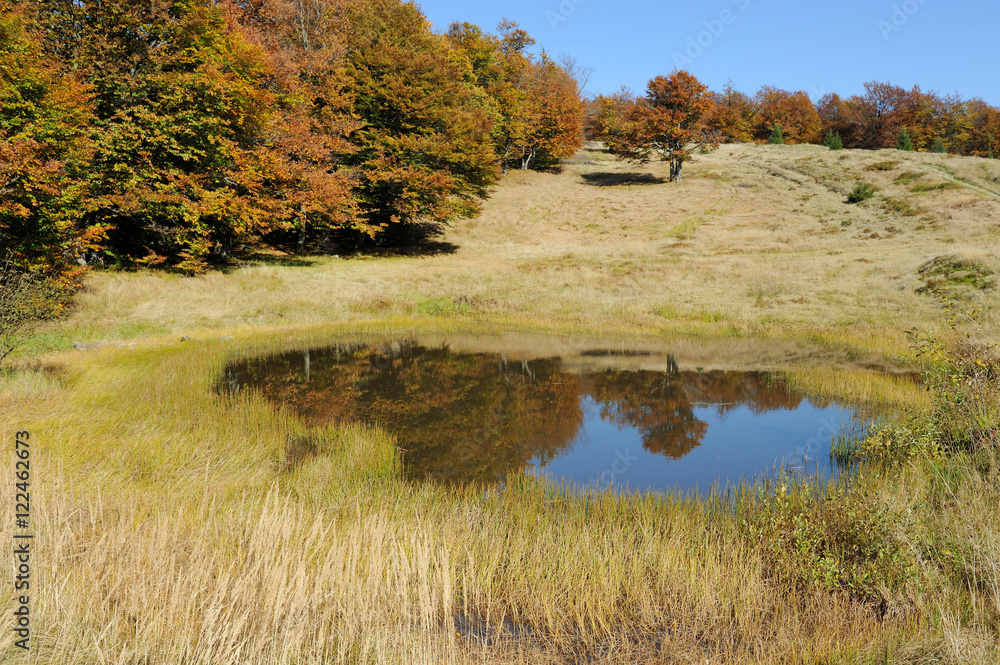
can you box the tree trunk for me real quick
[670,159,683,183]
[522,147,535,171]
[297,206,307,255]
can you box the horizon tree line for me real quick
[3,0,997,280]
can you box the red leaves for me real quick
[754,86,821,144]
[593,71,715,182]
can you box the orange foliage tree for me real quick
[339,0,499,242]
[222,0,361,254]
[593,71,715,182]
[447,20,583,173]
[706,81,757,143]
[0,2,97,280]
[23,0,294,272]
[753,86,821,144]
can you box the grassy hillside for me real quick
[36,142,998,354]
[0,144,998,664]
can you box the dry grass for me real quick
[1,144,999,663]
[31,143,997,359]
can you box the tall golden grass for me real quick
[0,323,996,664]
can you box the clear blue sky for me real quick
[416,0,1000,104]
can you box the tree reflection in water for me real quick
[223,342,823,484]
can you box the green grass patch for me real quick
[894,171,925,186]
[416,297,473,316]
[917,255,995,294]
[882,197,925,217]
[910,182,961,193]
[666,217,706,239]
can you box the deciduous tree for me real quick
[754,86,820,144]
[595,70,715,182]
[447,20,583,174]
[342,0,498,240]
[0,2,96,280]
[705,81,757,143]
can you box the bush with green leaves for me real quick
[741,478,918,604]
[824,130,844,150]
[847,182,877,203]
[908,324,999,453]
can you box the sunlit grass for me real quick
[0,143,998,663]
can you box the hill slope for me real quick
[58,143,1000,353]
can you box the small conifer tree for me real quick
[824,130,844,150]
[932,137,947,154]
[769,123,784,145]
[897,127,914,151]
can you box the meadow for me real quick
[1,143,998,664]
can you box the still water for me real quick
[223,339,862,493]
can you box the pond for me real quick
[222,336,873,493]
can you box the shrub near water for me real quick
[741,479,918,606]
[908,324,999,452]
[746,322,999,619]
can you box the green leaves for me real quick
[342,0,498,235]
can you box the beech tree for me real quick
[511,52,584,170]
[341,0,499,240]
[594,70,715,182]
[447,20,584,174]
[224,0,361,253]
[22,0,291,272]
[705,81,757,143]
[0,2,97,280]
[754,86,820,144]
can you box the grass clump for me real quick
[417,297,474,316]
[911,182,961,193]
[847,182,878,203]
[895,171,925,186]
[882,196,925,217]
[866,160,900,172]
[917,256,995,295]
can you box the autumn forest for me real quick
[3,0,999,279]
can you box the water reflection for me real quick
[223,340,857,491]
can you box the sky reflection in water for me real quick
[223,340,858,493]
